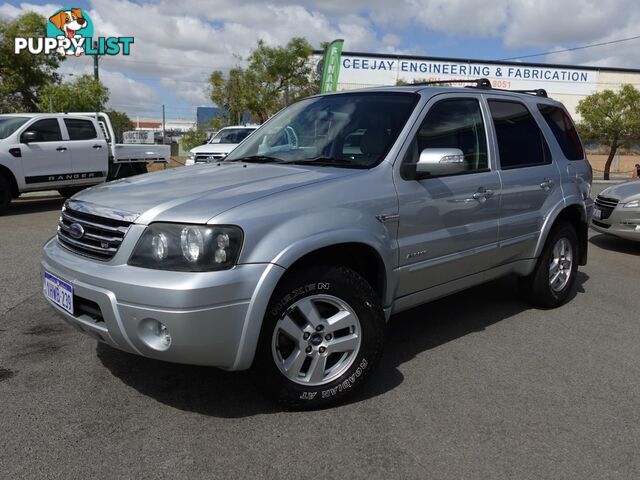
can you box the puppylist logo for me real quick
[14,7,133,57]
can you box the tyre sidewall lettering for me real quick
[270,282,331,317]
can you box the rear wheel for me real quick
[519,222,579,308]
[58,187,86,199]
[0,176,11,214]
[255,266,386,409]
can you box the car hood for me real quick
[601,181,640,201]
[189,143,237,155]
[70,163,360,225]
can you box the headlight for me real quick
[128,223,243,271]
[623,199,640,208]
[188,152,195,160]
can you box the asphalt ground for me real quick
[1,183,639,479]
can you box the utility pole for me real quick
[162,104,166,169]
[162,104,166,144]
[93,43,100,82]
[49,95,53,113]
[93,41,100,118]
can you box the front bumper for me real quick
[41,237,285,369]
[591,206,640,241]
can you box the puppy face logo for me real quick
[49,9,87,39]
[46,7,94,57]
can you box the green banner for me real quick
[320,39,344,93]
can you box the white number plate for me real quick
[43,271,74,315]
[593,208,602,220]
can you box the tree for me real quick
[104,109,133,143]
[0,12,63,112]
[576,84,640,180]
[39,74,109,113]
[181,128,208,151]
[208,37,318,123]
[210,68,247,125]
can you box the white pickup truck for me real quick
[0,112,170,213]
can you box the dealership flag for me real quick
[320,39,344,93]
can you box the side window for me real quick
[413,98,489,173]
[488,100,550,169]
[537,104,584,160]
[64,119,97,141]
[23,118,62,142]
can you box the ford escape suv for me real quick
[42,81,593,408]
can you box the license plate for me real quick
[593,208,602,220]
[43,272,74,315]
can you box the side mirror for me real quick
[415,148,466,178]
[21,130,39,143]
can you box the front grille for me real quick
[57,206,131,261]
[595,195,619,220]
[195,153,226,163]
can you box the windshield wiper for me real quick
[230,155,285,163]
[285,157,367,169]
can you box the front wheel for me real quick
[519,222,579,308]
[0,176,11,214]
[255,266,386,409]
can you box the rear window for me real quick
[537,104,584,160]
[488,100,550,169]
[64,118,97,140]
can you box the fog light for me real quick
[139,318,172,351]
[159,323,171,347]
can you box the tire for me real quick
[0,176,11,214]
[110,163,147,180]
[58,187,86,199]
[255,266,386,409]
[519,222,579,308]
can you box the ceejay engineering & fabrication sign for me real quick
[327,53,600,96]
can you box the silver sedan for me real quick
[591,181,640,241]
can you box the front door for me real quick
[395,96,501,297]
[20,118,72,189]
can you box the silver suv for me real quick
[42,82,593,408]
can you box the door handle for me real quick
[56,147,67,152]
[92,144,103,149]
[540,178,555,190]
[470,188,494,203]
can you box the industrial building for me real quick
[318,51,640,120]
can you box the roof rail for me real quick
[509,88,548,97]
[409,79,549,97]
[410,78,492,89]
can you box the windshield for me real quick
[226,92,418,168]
[0,116,29,140]
[209,128,256,144]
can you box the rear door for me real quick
[487,98,563,263]
[63,117,107,184]
[19,117,72,188]
[537,102,592,208]
[395,95,501,296]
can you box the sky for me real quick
[2,0,639,120]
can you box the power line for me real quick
[499,34,640,61]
